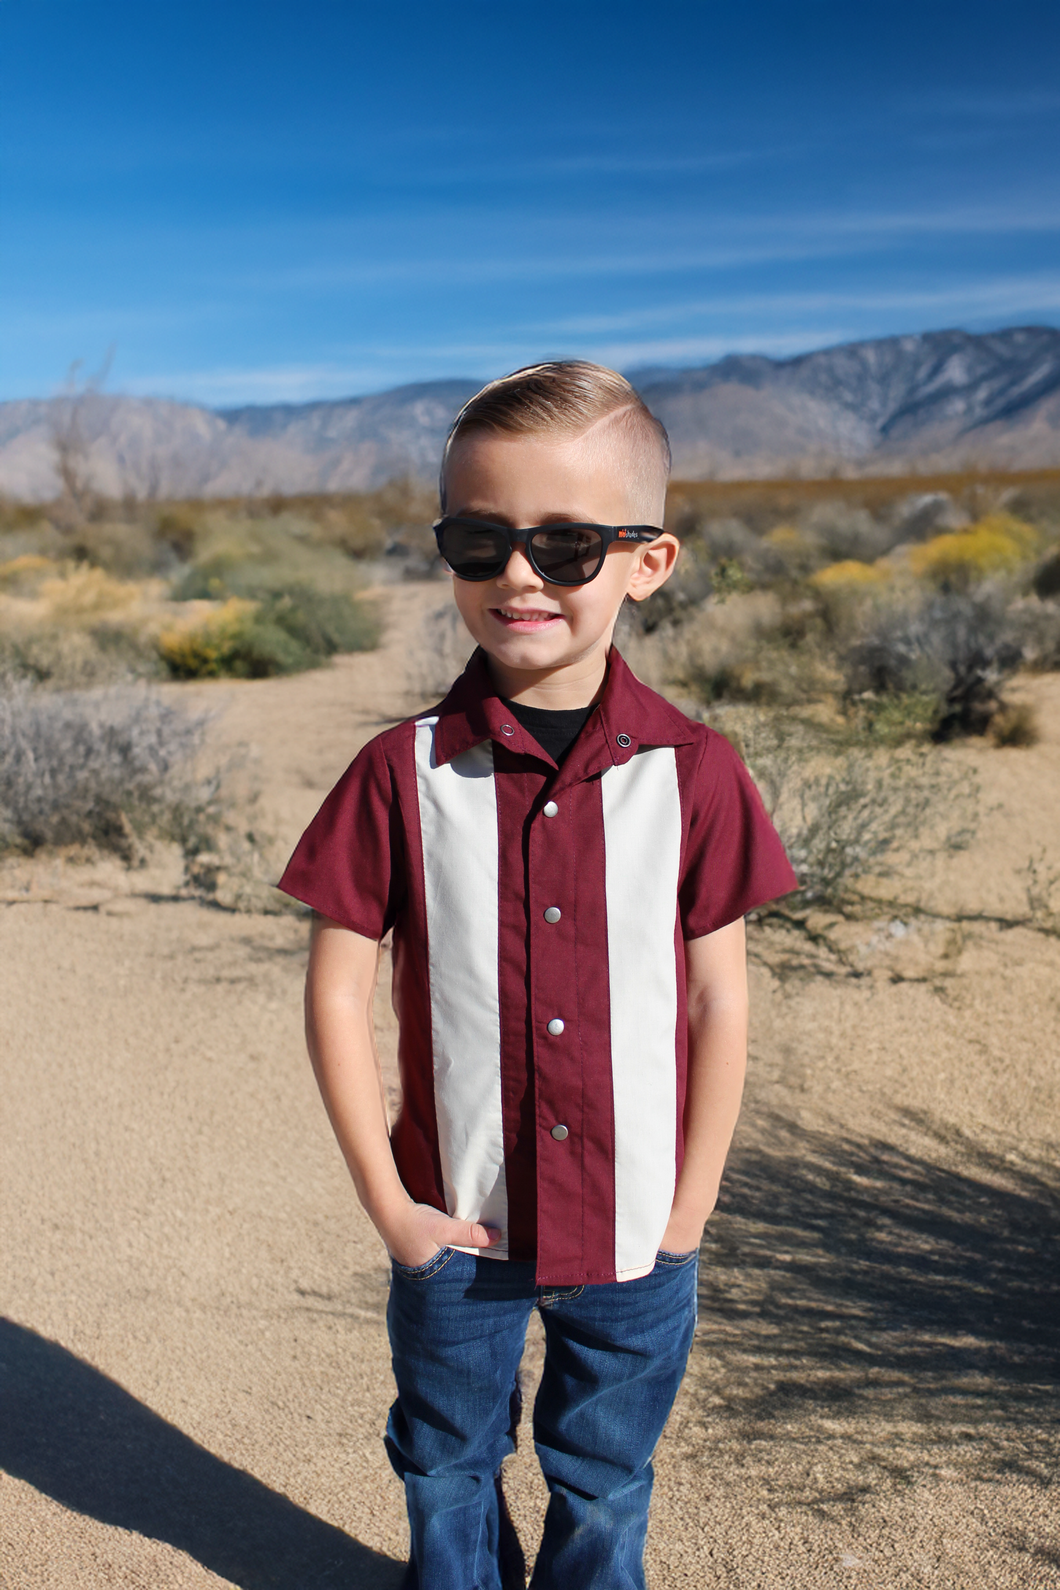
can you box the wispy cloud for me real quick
[229,200,1060,297]
[123,362,393,405]
[122,331,842,406]
[539,275,1060,338]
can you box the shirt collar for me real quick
[428,646,698,778]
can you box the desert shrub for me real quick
[5,623,167,689]
[366,476,441,570]
[60,518,166,577]
[410,602,476,702]
[157,585,379,679]
[0,554,56,592]
[885,491,970,543]
[990,702,1040,748]
[711,557,755,602]
[1010,597,1060,672]
[159,598,310,679]
[762,525,824,578]
[0,682,219,856]
[0,500,51,535]
[307,500,388,560]
[687,635,841,708]
[730,713,975,912]
[170,515,357,601]
[811,559,891,591]
[691,517,785,582]
[909,513,1039,589]
[639,517,786,633]
[1032,550,1060,600]
[172,511,387,603]
[845,590,1025,739]
[256,583,380,657]
[631,589,842,710]
[37,564,144,621]
[153,504,207,562]
[634,542,719,632]
[165,512,380,677]
[0,559,169,687]
[851,691,942,745]
[800,501,896,563]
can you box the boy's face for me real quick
[443,428,677,702]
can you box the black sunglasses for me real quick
[434,517,664,586]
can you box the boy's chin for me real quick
[484,637,573,671]
[482,633,610,678]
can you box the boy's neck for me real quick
[485,647,610,711]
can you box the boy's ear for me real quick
[627,533,680,602]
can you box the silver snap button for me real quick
[543,906,561,924]
[542,801,559,818]
[616,733,632,748]
[546,1017,565,1036]
[500,723,515,736]
[550,1124,569,1141]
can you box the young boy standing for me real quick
[279,362,796,1589]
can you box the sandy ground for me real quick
[2,582,1059,1588]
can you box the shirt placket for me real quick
[526,775,587,1276]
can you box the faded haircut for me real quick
[440,361,671,524]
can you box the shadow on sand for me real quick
[0,1318,404,1589]
[697,1112,1060,1490]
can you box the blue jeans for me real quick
[385,1247,699,1590]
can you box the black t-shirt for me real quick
[501,697,596,765]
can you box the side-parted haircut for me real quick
[440,361,672,522]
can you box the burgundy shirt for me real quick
[279,647,797,1285]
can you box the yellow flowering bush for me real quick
[156,598,292,679]
[909,513,1039,585]
[810,559,891,589]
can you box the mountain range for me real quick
[2,326,1058,502]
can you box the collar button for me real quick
[500,723,515,736]
[616,733,632,748]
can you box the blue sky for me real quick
[3,0,1059,405]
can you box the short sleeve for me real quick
[679,730,798,938]
[277,735,406,938]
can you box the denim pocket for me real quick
[655,1247,699,1266]
[390,1246,456,1280]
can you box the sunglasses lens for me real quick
[530,527,605,584]
[440,521,509,579]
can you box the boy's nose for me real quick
[497,543,544,588]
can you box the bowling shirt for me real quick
[279,646,797,1285]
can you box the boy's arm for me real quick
[305,914,500,1267]
[660,917,749,1254]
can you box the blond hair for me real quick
[440,361,671,522]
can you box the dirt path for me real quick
[2,585,1058,1588]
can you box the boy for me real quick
[279,362,797,1589]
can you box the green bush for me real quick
[158,585,379,679]
[257,583,380,657]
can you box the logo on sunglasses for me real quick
[617,529,635,539]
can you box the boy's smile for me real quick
[444,429,678,708]
[492,605,565,632]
